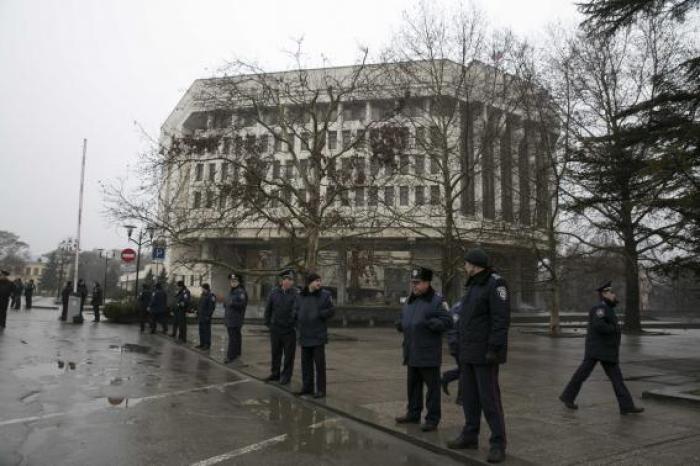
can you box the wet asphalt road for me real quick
[0,309,459,466]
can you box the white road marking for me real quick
[189,417,342,465]
[0,379,250,428]
[190,434,289,466]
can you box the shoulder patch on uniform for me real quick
[442,301,450,311]
[491,273,502,280]
[595,308,605,318]
[496,286,507,301]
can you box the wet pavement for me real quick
[0,309,462,466]
[183,319,700,465]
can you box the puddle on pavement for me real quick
[108,343,152,354]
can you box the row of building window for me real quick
[191,185,442,209]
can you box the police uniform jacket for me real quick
[457,270,510,365]
[264,286,298,334]
[198,290,217,323]
[24,283,35,297]
[397,287,452,367]
[176,287,192,311]
[138,290,151,311]
[584,300,621,363]
[149,289,167,314]
[91,287,103,306]
[294,288,335,347]
[224,285,248,328]
[0,279,13,299]
[61,286,71,304]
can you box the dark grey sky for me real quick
[0,0,579,257]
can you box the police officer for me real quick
[149,282,168,334]
[447,248,509,464]
[395,266,452,432]
[91,282,103,322]
[77,279,88,314]
[559,281,644,414]
[24,279,36,310]
[294,272,335,398]
[172,280,191,342]
[224,273,248,363]
[11,278,23,310]
[60,281,72,321]
[264,269,298,385]
[0,271,13,329]
[138,284,152,333]
[196,283,216,350]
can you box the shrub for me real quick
[103,301,140,323]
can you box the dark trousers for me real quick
[0,297,8,327]
[406,366,441,425]
[140,308,150,332]
[301,345,326,394]
[150,313,168,333]
[12,295,21,310]
[442,355,462,401]
[198,320,212,347]
[270,330,296,381]
[61,300,69,320]
[171,309,186,342]
[25,295,32,309]
[92,304,100,322]
[226,326,242,360]
[560,358,635,410]
[461,363,506,449]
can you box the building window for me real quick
[205,190,214,208]
[354,187,365,207]
[399,186,409,206]
[260,134,270,153]
[328,131,338,151]
[273,160,281,179]
[354,129,366,149]
[219,189,227,209]
[273,135,283,152]
[384,186,395,206]
[25,267,31,275]
[341,158,352,178]
[342,102,365,121]
[298,189,307,205]
[355,157,366,183]
[301,132,311,151]
[193,191,202,208]
[430,155,439,174]
[285,160,294,179]
[414,155,425,175]
[326,158,336,178]
[189,275,195,287]
[340,189,350,206]
[341,130,351,149]
[223,137,232,154]
[270,190,280,208]
[400,154,409,175]
[221,163,229,181]
[430,126,441,147]
[300,158,309,174]
[368,186,379,206]
[195,163,203,181]
[430,185,440,205]
[415,186,425,206]
[208,163,216,182]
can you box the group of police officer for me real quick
[130,246,642,465]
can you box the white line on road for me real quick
[189,434,289,466]
[0,379,250,428]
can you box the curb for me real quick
[152,330,530,466]
[643,386,700,406]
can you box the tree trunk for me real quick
[548,228,561,336]
[305,228,320,272]
[623,245,642,332]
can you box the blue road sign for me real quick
[152,247,166,260]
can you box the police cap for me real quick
[410,266,433,282]
[176,280,185,287]
[228,273,240,281]
[464,247,489,268]
[596,280,612,293]
[279,269,295,280]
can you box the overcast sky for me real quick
[0,0,580,258]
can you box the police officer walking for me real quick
[559,281,644,414]
[91,282,103,322]
[447,248,510,464]
[395,266,453,432]
[24,279,36,310]
[60,281,72,321]
[224,273,248,363]
[264,269,298,385]
[0,271,13,329]
[294,272,335,398]
[149,282,168,334]
[172,280,191,342]
[196,283,216,350]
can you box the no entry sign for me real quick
[121,248,137,263]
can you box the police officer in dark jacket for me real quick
[149,282,168,334]
[172,280,191,342]
[11,278,23,310]
[60,281,72,321]
[0,271,13,329]
[294,272,335,398]
[77,279,88,314]
[138,284,152,333]
[264,269,298,385]
[559,281,644,414]
[24,279,36,310]
[90,282,103,322]
[196,283,216,350]
[395,266,452,432]
[447,248,509,464]
[224,273,248,363]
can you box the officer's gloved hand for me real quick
[426,318,445,332]
[394,320,403,332]
[485,351,497,364]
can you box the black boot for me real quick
[487,447,506,463]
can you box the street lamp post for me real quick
[124,225,155,301]
[96,249,114,304]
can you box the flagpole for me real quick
[73,138,87,293]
